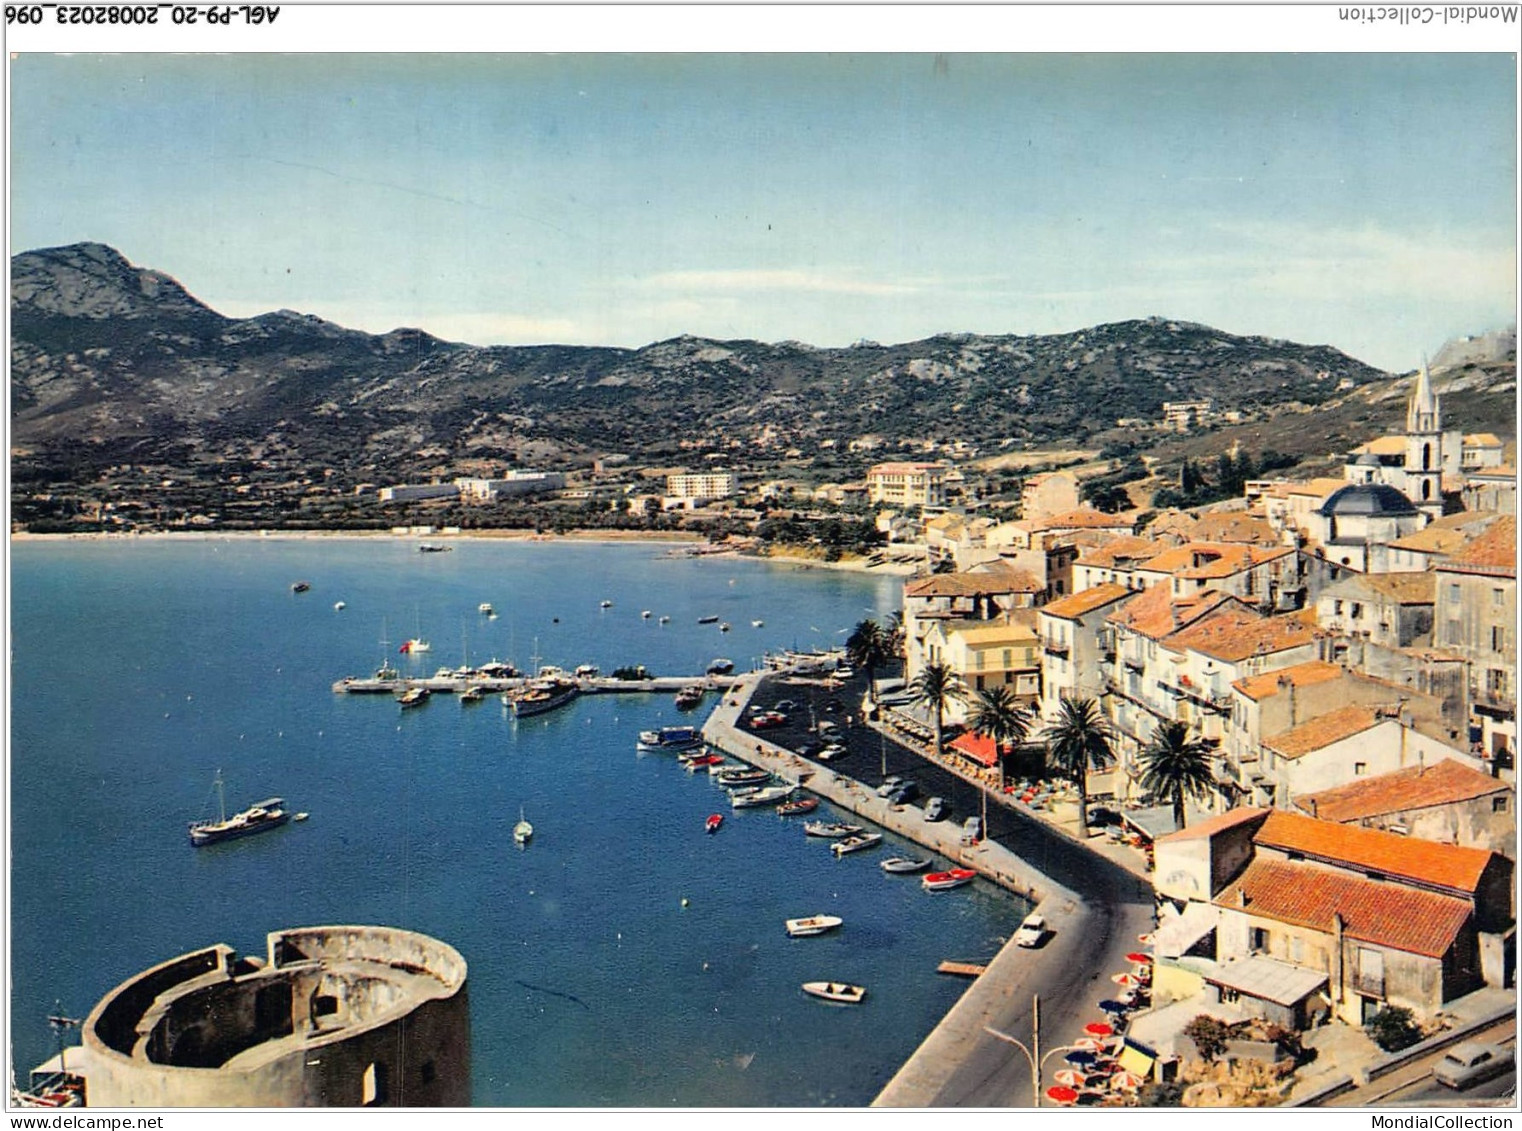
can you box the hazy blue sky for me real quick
[10,52,1517,370]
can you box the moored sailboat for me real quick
[188,771,291,847]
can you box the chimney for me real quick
[1237,888,1249,908]
[1309,798,1318,819]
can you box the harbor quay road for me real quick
[702,671,1157,1108]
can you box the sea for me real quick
[9,537,1031,1107]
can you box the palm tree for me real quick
[966,685,1033,789]
[845,619,893,703]
[909,662,966,759]
[1138,720,1217,832]
[1040,695,1115,836]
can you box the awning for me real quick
[1153,902,1221,960]
[950,731,999,767]
[1203,955,1327,1008]
[1121,805,1180,842]
[1116,1039,1157,1078]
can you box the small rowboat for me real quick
[922,868,977,891]
[705,813,724,834]
[880,856,931,874]
[785,914,843,938]
[831,832,883,856]
[777,797,819,816]
[686,753,724,771]
[802,981,865,1004]
[803,821,863,839]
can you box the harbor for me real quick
[13,536,1007,1107]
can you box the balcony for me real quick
[1043,641,1070,659]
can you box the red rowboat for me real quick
[706,814,724,834]
[921,868,976,892]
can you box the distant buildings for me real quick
[665,471,736,503]
[866,461,948,509]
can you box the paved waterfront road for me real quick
[745,677,1157,1107]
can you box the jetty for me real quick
[333,673,740,696]
[936,961,988,978]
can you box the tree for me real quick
[1184,1015,1233,1060]
[1040,695,1115,836]
[965,685,1033,788]
[909,662,966,759]
[845,619,894,703]
[1137,720,1217,831]
[1365,1006,1421,1052]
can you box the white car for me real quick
[1434,1043,1513,1089]
[1014,914,1047,948]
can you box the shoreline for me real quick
[11,527,922,577]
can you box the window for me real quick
[1250,927,1269,952]
[1003,648,1012,668]
[1334,600,1344,615]
[1493,795,1508,814]
[1492,625,1506,653]
[1495,588,1506,608]
[1350,602,1363,619]
[1354,762,1368,775]
[1290,937,1304,962]
[363,1063,387,1106]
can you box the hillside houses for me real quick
[889,361,1514,1036]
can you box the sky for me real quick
[8,47,1519,371]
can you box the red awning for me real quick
[949,731,999,767]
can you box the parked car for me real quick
[818,742,849,761]
[774,699,798,712]
[923,796,948,822]
[887,782,920,805]
[961,815,984,844]
[824,698,844,713]
[1434,1043,1514,1089]
[796,739,824,758]
[833,667,855,680]
[1014,913,1047,948]
[749,711,787,729]
[876,775,906,798]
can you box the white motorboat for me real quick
[785,914,843,938]
[636,726,703,753]
[880,856,931,874]
[479,602,495,615]
[830,832,883,856]
[513,807,533,845]
[922,868,977,892]
[801,981,864,1004]
[803,821,863,838]
[732,785,794,808]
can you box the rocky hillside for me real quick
[12,242,1401,484]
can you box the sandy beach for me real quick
[11,527,923,577]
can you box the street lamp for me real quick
[983,995,1085,1107]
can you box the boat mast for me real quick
[214,769,226,823]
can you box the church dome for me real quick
[1354,452,1383,467]
[1317,483,1419,518]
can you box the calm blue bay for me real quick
[10,537,1029,1106]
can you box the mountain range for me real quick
[9,242,1503,487]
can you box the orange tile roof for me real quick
[1386,526,1472,556]
[1189,513,1283,545]
[1164,608,1317,663]
[1041,582,1133,620]
[1218,858,1473,958]
[1357,572,1437,604]
[905,569,1041,599]
[1254,810,1496,895]
[1233,660,1347,702]
[1107,585,1237,640]
[1440,515,1516,578]
[1034,507,1136,531]
[1155,807,1269,844]
[1294,759,1511,824]
[1075,535,1167,567]
[1354,436,1410,457]
[1262,706,1381,759]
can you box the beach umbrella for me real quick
[1046,1086,1079,1106]
[1085,1022,1115,1037]
[1053,1069,1091,1088]
[1098,999,1129,1014]
[1111,1071,1145,1092]
[1063,1050,1099,1067]
[1112,972,1142,986]
[1125,952,1152,965]
[1074,1037,1109,1053]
